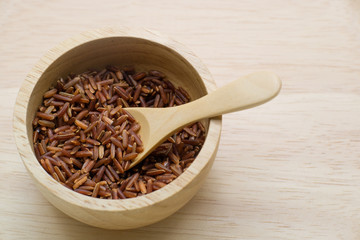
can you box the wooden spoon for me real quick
[126,71,281,169]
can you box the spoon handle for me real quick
[179,71,281,120]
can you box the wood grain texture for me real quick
[1,0,360,239]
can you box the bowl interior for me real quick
[27,36,209,145]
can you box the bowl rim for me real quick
[13,27,222,212]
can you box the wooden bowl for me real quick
[13,27,222,230]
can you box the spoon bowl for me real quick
[127,71,281,169]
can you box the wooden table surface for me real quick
[2,0,360,239]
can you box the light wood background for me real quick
[1,0,360,239]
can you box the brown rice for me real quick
[32,66,206,199]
